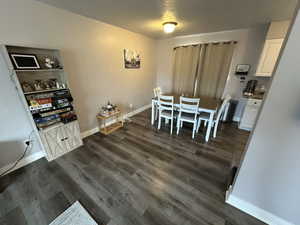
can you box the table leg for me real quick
[120,113,124,126]
[151,100,155,125]
[205,112,214,142]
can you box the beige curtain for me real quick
[194,42,236,99]
[172,41,236,99]
[172,45,200,96]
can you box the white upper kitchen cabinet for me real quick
[256,38,284,77]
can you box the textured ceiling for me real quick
[35,0,298,39]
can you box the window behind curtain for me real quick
[172,41,236,99]
[172,45,200,96]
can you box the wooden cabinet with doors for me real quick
[40,121,82,161]
[256,38,284,77]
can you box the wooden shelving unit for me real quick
[1,45,83,161]
[100,121,123,135]
[97,110,124,135]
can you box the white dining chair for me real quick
[157,95,176,134]
[176,96,200,139]
[153,87,162,121]
[153,87,162,98]
[197,95,231,138]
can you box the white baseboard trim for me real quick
[225,185,233,201]
[81,127,99,139]
[126,104,151,118]
[226,194,294,225]
[0,151,45,176]
[238,125,252,131]
[81,104,152,139]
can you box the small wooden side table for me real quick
[96,109,124,135]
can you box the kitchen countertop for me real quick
[242,94,264,100]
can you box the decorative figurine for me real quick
[34,80,43,91]
[44,57,55,69]
[21,82,34,93]
[100,101,118,116]
[48,78,58,89]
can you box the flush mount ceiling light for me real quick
[163,22,178,33]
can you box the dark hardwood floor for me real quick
[0,110,265,225]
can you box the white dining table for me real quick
[151,94,221,142]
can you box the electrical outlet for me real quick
[24,139,31,147]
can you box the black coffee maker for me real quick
[243,80,257,96]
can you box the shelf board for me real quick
[24,88,68,95]
[39,120,78,132]
[97,110,121,119]
[15,68,64,72]
[100,121,123,135]
[39,122,64,132]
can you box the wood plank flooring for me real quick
[0,109,265,225]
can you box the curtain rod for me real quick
[173,40,238,50]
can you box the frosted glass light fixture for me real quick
[163,22,178,33]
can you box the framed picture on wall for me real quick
[123,49,141,69]
[10,53,41,69]
[235,64,250,75]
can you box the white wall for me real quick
[229,9,300,225]
[0,0,157,170]
[0,53,42,169]
[156,26,269,100]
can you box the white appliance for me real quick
[239,98,262,131]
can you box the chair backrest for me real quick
[216,95,231,122]
[153,88,157,97]
[179,96,200,120]
[158,95,174,112]
[153,87,162,98]
[156,87,162,96]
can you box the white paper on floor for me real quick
[49,201,98,225]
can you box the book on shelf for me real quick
[25,88,77,129]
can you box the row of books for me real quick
[34,111,77,129]
[26,89,77,129]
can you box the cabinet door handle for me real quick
[61,137,69,141]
